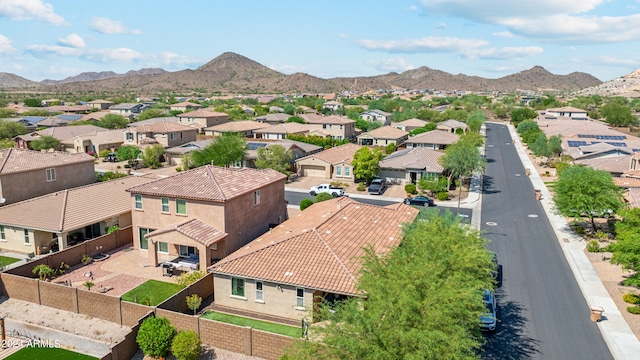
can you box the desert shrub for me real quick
[404,184,417,195]
[175,271,205,286]
[171,330,201,360]
[99,149,111,158]
[572,226,586,235]
[437,191,449,201]
[300,198,313,211]
[623,293,640,305]
[81,254,92,265]
[627,306,640,315]
[555,162,570,175]
[315,193,333,203]
[176,167,182,172]
[357,182,366,191]
[136,317,176,358]
[595,231,609,240]
[586,240,601,253]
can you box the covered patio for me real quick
[144,218,228,271]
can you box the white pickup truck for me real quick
[309,184,345,197]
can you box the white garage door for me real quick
[302,165,326,177]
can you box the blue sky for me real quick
[2,0,640,83]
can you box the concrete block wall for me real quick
[48,242,86,270]
[188,272,214,299]
[6,257,47,277]
[252,329,300,360]
[39,281,77,313]
[77,289,122,324]
[109,319,145,360]
[199,318,252,355]
[157,287,190,313]
[156,308,199,333]
[0,273,39,303]
[116,226,133,247]
[120,301,153,327]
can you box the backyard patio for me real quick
[53,245,190,296]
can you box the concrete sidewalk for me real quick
[503,122,640,360]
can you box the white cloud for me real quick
[82,48,143,62]
[57,33,85,48]
[269,64,307,74]
[90,17,141,35]
[25,44,81,57]
[366,58,415,73]
[493,31,515,38]
[155,52,202,68]
[359,36,488,54]
[0,35,16,54]
[463,46,543,60]
[418,0,640,44]
[435,22,447,29]
[338,33,348,38]
[0,0,65,25]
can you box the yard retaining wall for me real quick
[120,301,153,327]
[252,329,300,360]
[199,317,252,355]
[156,308,199,333]
[38,280,77,313]
[77,289,122,324]
[0,273,39,303]
[157,286,190,313]
[188,272,214,299]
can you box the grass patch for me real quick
[121,279,184,306]
[201,311,301,338]
[0,255,20,267]
[6,347,97,359]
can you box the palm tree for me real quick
[32,264,54,281]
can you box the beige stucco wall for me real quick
[295,157,331,178]
[332,161,354,181]
[0,227,37,254]
[179,115,229,128]
[306,123,355,140]
[0,161,96,205]
[214,274,314,322]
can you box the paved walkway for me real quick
[503,122,640,360]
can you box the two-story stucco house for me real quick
[177,109,230,133]
[110,103,146,118]
[124,121,197,148]
[300,114,356,141]
[126,166,288,271]
[0,148,96,205]
[210,197,419,324]
[359,110,393,126]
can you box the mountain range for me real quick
[0,52,606,94]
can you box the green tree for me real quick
[136,317,176,358]
[23,98,42,107]
[255,144,292,175]
[96,171,128,182]
[409,122,437,136]
[0,107,17,118]
[283,103,295,115]
[32,264,54,281]
[529,133,550,157]
[300,198,314,211]
[601,103,636,127]
[116,145,142,167]
[286,116,305,124]
[186,294,202,315]
[609,208,640,287]
[98,114,128,129]
[30,135,60,150]
[175,271,205,286]
[0,139,14,149]
[315,192,334,203]
[0,120,26,139]
[547,135,563,157]
[553,166,624,231]
[457,131,485,147]
[510,107,538,125]
[21,109,52,116]
[351,147,383,185]
[516,119,539,134]
[438,142,486,195]
[284,211,494,359]
[190,134,247,167]
[418,176,448,197]
[385,142,396,154]
[141,144,164,168]
[171,330,201,360]
[136,108,165,121]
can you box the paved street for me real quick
[480,123,611,359]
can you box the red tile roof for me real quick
[126,165,286,202]
[132,121,195,133]
[0,148,95,175]
[296,143,361,165]
[212,198,419,295]
[146,218,227,247]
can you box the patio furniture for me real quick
[176,259,199,270]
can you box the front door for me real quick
[410,172,417,184]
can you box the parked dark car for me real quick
[368,178,387,195]
[403,195,435,206]
[106,153,118,162]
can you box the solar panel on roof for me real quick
[633,149,640,153]
[568,140,588,147]
[247,143,268,150]
[605,142,627,147]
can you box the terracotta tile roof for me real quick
[625,188,640,208]
[37,117,72,127]
[406,130,459,145]
[177,109,228,118]
[300,114,355,125]
[547,106,587,113]
[16,125,105,141]
[575,155,631,173]
[126,165,286,202]
[394,118,428,128]
[146,218,227,247]
[80,111,110,121]
[614,177,640,188]
[361,126,408,139]
[0,176,155,232]
[0,148,95,175]
[212,198,419,295]
[171,101,202,108]
[437,119,468,129]
[165,140,213,155]
[622,169,640,179]
[379,147,444,172]
[255,113,290,123]
[297,143,362,165]
[253,122,311,135]
[111,103,142,110]
[87,100,113,104]
[61,129,126,146]
[132,121,196,133]
[204,120,270,132]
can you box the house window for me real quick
[322,124,327,129]
[340,124,343,129]
[126,132,134,140]
[169,133,176,140]
[232,160,242,168]
[231,277,245,298]
[134,194,143,210]
[176,199,187,215]
[23,229,30,245]
[0,225,5,241]
[296,288,304,308]
[336,166,342,176]
[161,197,170,213]
[179,245,197,257]
[157,242,168,253]
[256,281,264,302]
[254,190,260,206]
[139,227,154,250]
[45,168,56,182]
[345,167,351,177]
